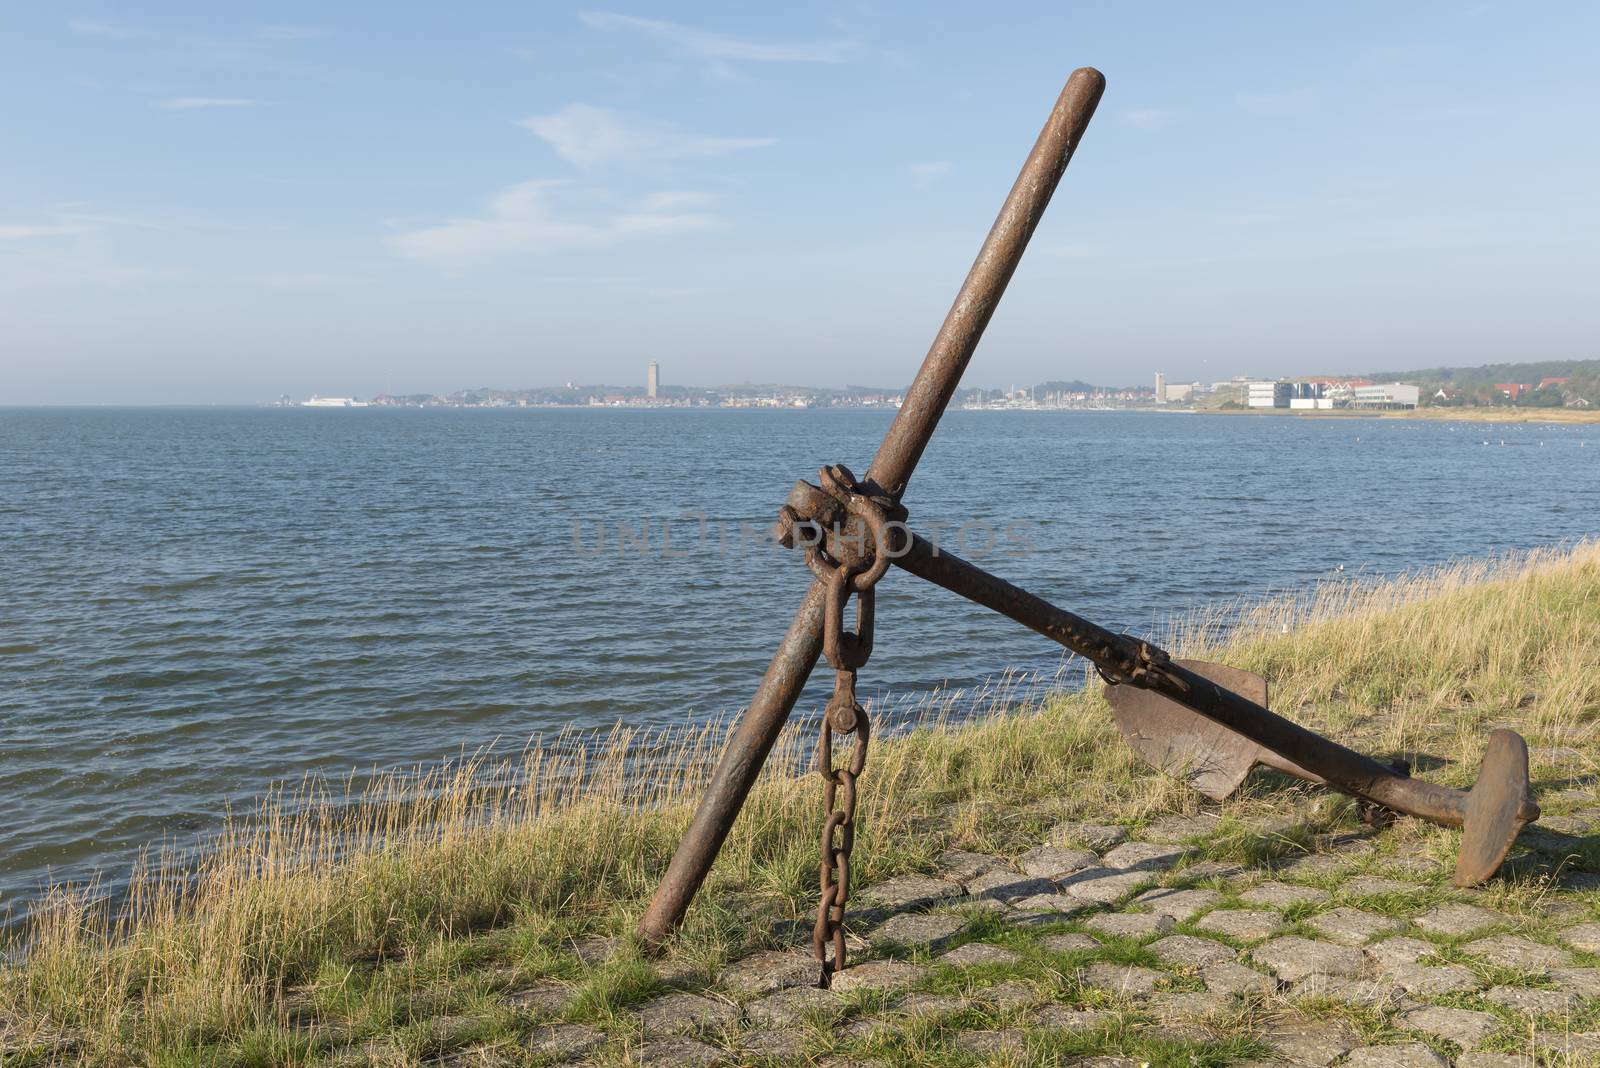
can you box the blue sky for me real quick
[2,3,1597,404]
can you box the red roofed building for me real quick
[1495,382,1533,399]
[1538,377,1570,390]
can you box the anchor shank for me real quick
[637,68,1107,948]
[866,68,1105,502]
[894,533,1476,826]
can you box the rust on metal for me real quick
[784,486,1539,885]
[800,463,892,982]
[636,67,1107,952]
[1455,729,1537,887]
[1107,659,1322,800]
[638,62,1539,975]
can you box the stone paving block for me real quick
[1197,908,1285,942]
[568,934,620,965]
[1552,966,1600,997]
[1074,1059,1142,1068]
[1202,960,1278,995]
[952,1030,1025,1056]
[1343,876,1420,897]
[1562,921,1600,953]
[523,1023,605,1059]
[1306,906,1405,946]
[1010,891,1086,917]
[1291,974,1408,1008]
[959,895,1016,915]
[1133,887,1220,922]
[1398,1004,1500,1049]
[637,993,739,1035]
[1084,911,1174,939]
[939,942,1018,967]
[828,960,926,994]
[1040,932,1100,953]
[1556,870,1600,891]
[1341,1043,1449,1068]
[1051,822,1129,850]
[1540,899,1590,923]
[1262,1015,1360,1066]
[655,959,707,987]
[1384,855,1446,878]
[965,870,1056,903]
[720,951,824,995]
[866,913,965,954]
[1538,1032,1600,1058]
[738,1029,809,1061]
[1080,962,1163,995]
[638,1036,724,1066]
[1100,841,1186,871]
[1412,902,1508,937]
[1032,1005,1114,1031]
[859,875,963,910]
[746,987,842,1027]
[502,980,570,1014]
[1365,936,1435,969]
[1179,859,1247,881]
[933,849,1009,883]
[891,992,967,1017]
[1144,990,1233,1017]
[1462,934,1573,971]
[831,1016,886,1043]
[1386,961,1483,996]
[1251,936,1364,981]
[1278,852,1351,880]
[1017,844,1098,878]
[1320,831,1379,855]
[1455,1055,1533,1068]
[1482,984,1579,1015]
[1149,934,1235,968]
[976,980,1035,1009]
[1239,881,1331,909]
[1142,813,1221,842]
[1145,1019,1213,1043]
[1058,868,1150,905]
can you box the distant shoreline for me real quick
[1189,405,1600,426]
[5,403,1597,425]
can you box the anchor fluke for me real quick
[1454,729,1539,887]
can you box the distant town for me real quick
[283,359,1597,413]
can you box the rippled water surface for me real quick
[1,406,1595,907]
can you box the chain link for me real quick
[796,463,894,985]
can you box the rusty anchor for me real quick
[636,67,1540,975]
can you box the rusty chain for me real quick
[778,463,897,984]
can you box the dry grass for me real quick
[2,540,1598,1065]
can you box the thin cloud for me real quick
[1120,107,1184,131]
[388,181,718,266]
[578,11,857,63]
[0,223,91,241]
[906,161,951,188]
[67,18,147,39]
[153,97,259,110]
[519,104,775,168]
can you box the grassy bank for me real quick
[3,543,1598,1066]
